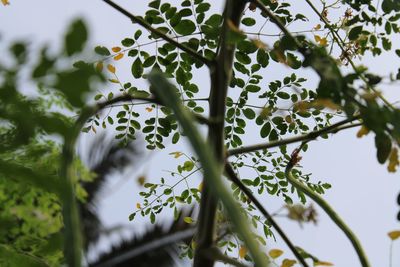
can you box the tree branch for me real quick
[249,0,300,46]
[224,164,310,267]
[102,0,213,67]
[194,1,247,266]
[95,94,210,125]
[202,247,250,267]
[228,117,361,157]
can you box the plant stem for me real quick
[102,0,213,67]
[194,1,247,267]
[203,247,250,267]
[228,117,360,156]
[225,164,310,267]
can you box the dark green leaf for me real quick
[65,19,88,56]
[260,122,271,138]
[94,46,110,56]
[173,19,196,35]
[348,26,363,40]
[131,58,144,78]
[375,134,392,164]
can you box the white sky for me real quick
[1,1,400,266]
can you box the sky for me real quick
[1,0,400,266]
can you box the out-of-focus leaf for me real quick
[64,19,88,56]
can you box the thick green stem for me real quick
[149,72,268,267]
[285,150,371,267]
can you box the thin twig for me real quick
[224,164,310,267]
[102,0,213,67]
[202,247,250,267]
[228,117,360,156]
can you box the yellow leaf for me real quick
[269,249,284,259]
[169,151,183,158]
[387,148,399,173]
[108,79,119,83]
[136,203,141,209]
[114,53,124,61]
[319,37,328,46]
[96,61,103,72]
[239,246,247,259]
[198,181,203,192]
[1,0,10,6]
[137,176,146,186]
[107,64,116,74]
[314,24,322,30]
[388,230,400,240]
[314,35,328,46]
[145,107,153,112]
[281,259,296,267]
[191,240,197,249]
[112,46,121,52]
[184,217,194,224]
[315,261,334,266]
[356,125,369,138]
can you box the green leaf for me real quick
[172,132,180,144]
[131,58,144,78]
[260,122,271,138]
[143,56,156,68]
[196,3,210,13]
[277,91,290,99]
[65,19,88,56]
[243,108,256,119]
[149,0,160,9]
[173,19,196,35]
[242,17,256,26]
[348,26,363,40]
[257,49,269,68]
[121,38,135,47]
[246,84,260,92]
[94,46,110,56]
[375,134,392,164]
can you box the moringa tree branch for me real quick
[228,117,361,157]
[102,0,213,67]
[224,163,310,267]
